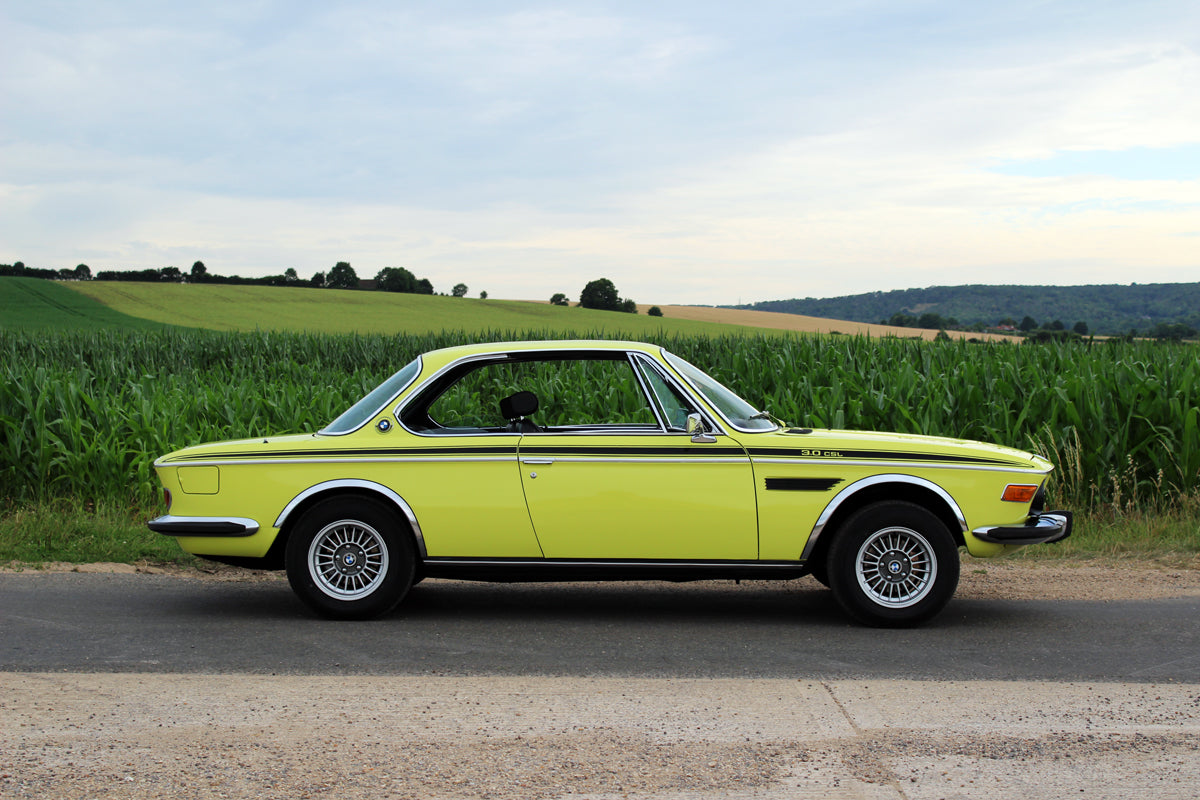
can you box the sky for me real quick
[2,1,1199,305]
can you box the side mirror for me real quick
[687,413,716,443]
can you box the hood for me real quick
[750,427,1052,472]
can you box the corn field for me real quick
[2,328,1196,511]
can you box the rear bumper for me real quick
[973,511,1072,546]
[147,515,260,537]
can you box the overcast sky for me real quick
[3,1,1198,304]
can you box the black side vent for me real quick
[765,477,843,492]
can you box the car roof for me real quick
[419,340,660,369]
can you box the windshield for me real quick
[662,351,777,432]
[321,357,422,435]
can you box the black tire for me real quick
[825,501,959,627]
[285,496,416,620]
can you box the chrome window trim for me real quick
[799,474,968,561]
[397,347,720,439]
[321,356,423,437]
[394,352,513,437]
[627,352,671,433]
[273,478,429,558]
[629,352,726,436]
[660,349,777,435]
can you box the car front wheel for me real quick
[285,497,415,620]
[826,501,959,627]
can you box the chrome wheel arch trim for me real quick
[800,474,967,562]
[273,479,428,558]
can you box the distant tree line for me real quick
[883,308,1197,342]
[740,282,1200,338]
[1,260,485,299]
[1,261,92,281]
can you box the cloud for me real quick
[2,0,1199,304]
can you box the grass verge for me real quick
[0,499,193,566]
[1008,503,1200,566]
[2,500,1197,569]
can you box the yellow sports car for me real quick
[149,340,1070,626]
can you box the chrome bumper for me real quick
[147,515,260,537]
[973,511,1072,546]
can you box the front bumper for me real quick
[147,515,260,537]
[973,511,1072,546]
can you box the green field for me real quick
[2,277,1198,565]
[0,277,175,331]
[65,280,754,337]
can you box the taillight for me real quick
[163,488,172,510]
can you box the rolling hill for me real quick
[734,282,1200,336]
[38,280,1005,340]
[0,277,174,331]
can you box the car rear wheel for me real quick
[285,497,415,620]
[826,501,959,627]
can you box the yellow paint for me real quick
[153,340,1056,565]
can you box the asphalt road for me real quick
[2,571,1198,681]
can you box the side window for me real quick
[421,356,660,431]
[536,359,657,427]
[634,357,697,431]
[426,363,520,428]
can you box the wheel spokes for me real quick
[855,527,937,608]
[308,520,390,599]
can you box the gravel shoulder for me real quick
[3,674,1198,799]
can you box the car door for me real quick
[516,352,758,560]
[391,358,543,558]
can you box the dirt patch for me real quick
[955,559,1200,601]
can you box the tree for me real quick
[327,261,358,289]
[73,264,91,280]
[579,278,621,311]
[621,298,637,314]
[550,293,570,306]
[479,290,488,300]
[1073,321,1089,336]
[310,271,326,288]
[191,261,207,281]
[1018,316,1038,332]
[917,312,944,329]
[376,267,417,293]
[1047,320,1065,331]
[452,283,468,297]
[648,306,663,317]
[284,267,299,284]
[414,278,433,295]
[160,266,182,282]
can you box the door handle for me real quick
[521,458,555,465]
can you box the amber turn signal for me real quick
[1001,484,1038,503]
